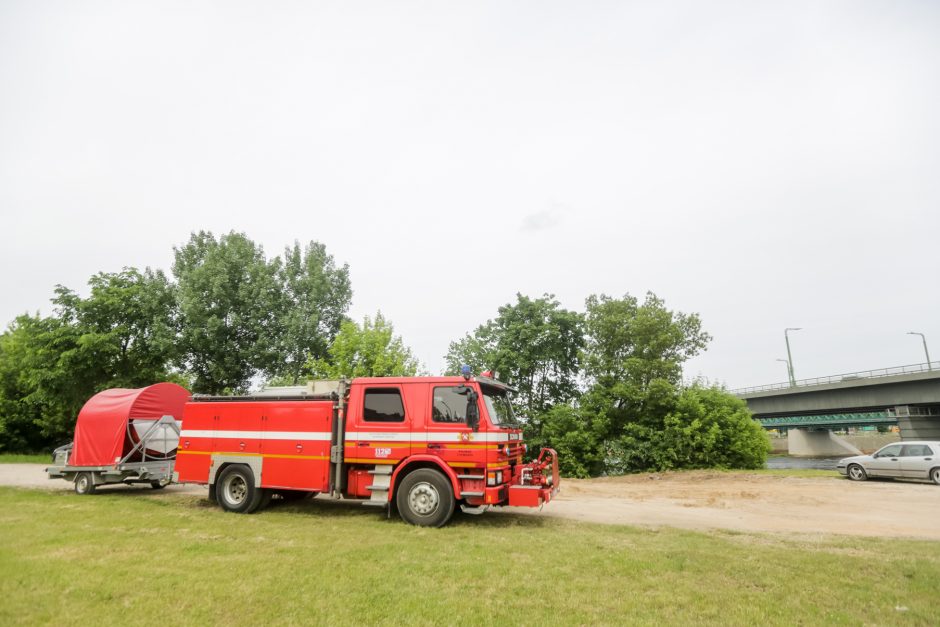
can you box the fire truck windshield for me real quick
[481,386,518,427]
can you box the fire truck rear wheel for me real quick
[74,472,96,495]
[396,468,455,527]
[217,465,264,514]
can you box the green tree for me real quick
[606,385,770,473]
[173,231,281,394]
[444,294,584,419]
[0,315,91,450]
[309,312,421,378]
[273,241,352,384]
[52,268,178,387]
[581,292,711,438]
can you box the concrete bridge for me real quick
[734,362,940,456]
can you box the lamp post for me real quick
[784,327,801,386]
[907,332,932,371]
[776,358,791,382]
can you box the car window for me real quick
[877,444,902,457]
[902,444,930,457]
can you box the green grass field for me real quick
[0,453,49,464]
[1,487,937,625]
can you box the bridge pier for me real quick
[787,428,862,457]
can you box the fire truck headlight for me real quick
[496,470,503,484]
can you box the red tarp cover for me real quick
[69,382,191,467]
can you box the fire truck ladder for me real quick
[364,466,392,508]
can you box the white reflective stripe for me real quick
[179,430,332,441]
[344,431,512,443]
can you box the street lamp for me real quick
[907,332,932,371]
[784,327,801,386]
[776,358,791,382]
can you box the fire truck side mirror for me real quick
[466,391,480,432]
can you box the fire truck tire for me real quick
[396,468,455,527]
[216,465,264,514]
[74,472,96,495]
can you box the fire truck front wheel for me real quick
[396,468,455,527]
[216,465,264,514]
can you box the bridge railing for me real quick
[733,360,940,395]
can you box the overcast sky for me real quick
[2,1,938,389]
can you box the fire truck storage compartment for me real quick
[46,382,190,493]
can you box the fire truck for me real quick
[173,371,559,527]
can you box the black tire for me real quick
[74,472,96,495]
[150,480,168,490]
[930,467,940,486]
[216,465,264,513]
[847,464,868,482]
[396,468,455,527]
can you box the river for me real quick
[765,456,845,470]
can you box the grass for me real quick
[0,453,49,464]
[1,487,938,625]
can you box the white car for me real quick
[837,441,940,485]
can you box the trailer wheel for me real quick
[216,465,264,514]
[150,480,167,490]
[396,468,455,527]
[74,472,96,495]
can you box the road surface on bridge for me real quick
[2,464,937,539]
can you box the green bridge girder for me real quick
[757,411,895,429]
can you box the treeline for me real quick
[0,234,769,476]
[445,293,770,477]
[0,232,418,453]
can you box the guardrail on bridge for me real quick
[733,361,940,396]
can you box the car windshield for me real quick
[481,385,518,427]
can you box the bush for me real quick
[600,385,770,474]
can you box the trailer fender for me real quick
[389,456,461,502]
[209,455,263,488]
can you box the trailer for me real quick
[46,383,189,494]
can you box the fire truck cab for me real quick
[173,372,559,527]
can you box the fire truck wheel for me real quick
[396,468,455,527]
[74,472,96,495]
[217,465,264,513]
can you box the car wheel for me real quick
[396,468,455,527]
[74,472,96,495]
[931,467,940,486]
[216,465,264,513]
[847,464,867,481]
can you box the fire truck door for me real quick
[347,384,411,466]
[426,385,481,471]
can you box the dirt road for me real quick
[5,464,938,539]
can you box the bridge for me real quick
[734,361,940,456]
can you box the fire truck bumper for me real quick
[507,484,555,508]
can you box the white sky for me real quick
[2,1,938,389]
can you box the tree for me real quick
[0,315,90,450]
[581,292,711,438]
[52,268,178,387]
[444,294,584,419]
[273,241,352,384]
[173,231,281,394]
[309,312,421,378]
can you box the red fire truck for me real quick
[173,372,559,527]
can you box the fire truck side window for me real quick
[363,388,406,423]
[432,386,468,423]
